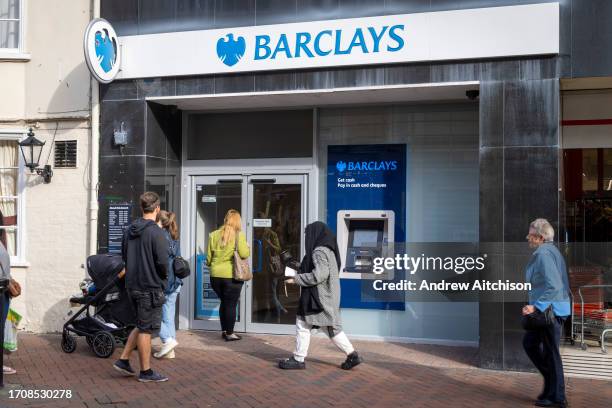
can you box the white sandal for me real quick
[3,365,16,375]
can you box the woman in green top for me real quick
[207,209,250,341]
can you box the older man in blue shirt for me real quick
[522,218,570,408]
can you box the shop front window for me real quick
[562,147,612,309]
[0,0,21,51]
[0,135,24,262]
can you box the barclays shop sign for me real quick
[86,3,559,82]
[83,18,121,83]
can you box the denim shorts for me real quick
[129,290,165,334]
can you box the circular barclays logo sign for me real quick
[83,18,121,83]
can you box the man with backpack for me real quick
[113,192,169,382]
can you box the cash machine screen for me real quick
[352,229,381,248]
[345,220,384,273]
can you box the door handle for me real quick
[253,239,263,273]
[217,179,243,184]
[250,179,276,184]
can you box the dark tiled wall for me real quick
[97,99,181,253]
[102,0,563,33]
[100,57,563,100]
[478,80,560,370]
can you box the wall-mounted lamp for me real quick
[19,128,53,183]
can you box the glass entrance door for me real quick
[246,175,306,334]
[191,174,306,334]
[192,176,247,331]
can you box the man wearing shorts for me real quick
[113,192,169,382]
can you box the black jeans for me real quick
[523,316,566,402]
[210,277,244,335]
[1,291,9,331]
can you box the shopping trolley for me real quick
[571,284,612,354]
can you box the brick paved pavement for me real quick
[1,331,610,408]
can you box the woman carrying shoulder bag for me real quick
[206,209,250,341]
[154,210,182,359]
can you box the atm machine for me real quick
[337,210,395,280]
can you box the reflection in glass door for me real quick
[247,175,305,333]
[192,176,246,332]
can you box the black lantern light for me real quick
[19,128,53,183]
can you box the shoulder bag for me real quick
[233,235,252,282]
[173,256,191,279]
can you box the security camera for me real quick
[466,90,479,101]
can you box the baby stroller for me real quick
[61,254,135,358]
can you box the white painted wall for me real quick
[1,0,93,332]
[0,64,25,120]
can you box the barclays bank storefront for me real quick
[95,1,612,371]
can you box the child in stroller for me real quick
[61,254,135,358]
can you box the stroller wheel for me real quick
[86,336,94,348]
[92,331,116,358]
[61,333,77,353]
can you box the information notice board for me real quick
[108,204,132,254]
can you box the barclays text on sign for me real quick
[214,24,405,68]
[116,3,559,80]
[251,25,405,61]
[336,160,399,172]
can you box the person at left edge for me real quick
[113,192,169,382]
[0,241,16,375]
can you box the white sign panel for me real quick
[117,3,559,80]
[253,219,272,228]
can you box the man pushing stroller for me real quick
[113,192,169,382]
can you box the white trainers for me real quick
[153,350,176,359]
[154,338,178,358]
[3,365,16,375]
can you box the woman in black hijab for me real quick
[279,221,362,370]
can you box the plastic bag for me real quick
[3,308,22,352]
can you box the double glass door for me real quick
[192,174,306,333]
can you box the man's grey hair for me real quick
[529,218,555,242]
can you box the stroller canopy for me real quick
[87,254,125,289]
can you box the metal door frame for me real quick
[179,166,314,334]
[245,174,307,335]
[189,174,248,332]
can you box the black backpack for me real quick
[173,256,191,279]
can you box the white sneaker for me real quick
[3,365,16,375]
[154,349,176,359]
[154,339,178,358]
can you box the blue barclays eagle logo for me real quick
[216,33,246,67]
[95,29,117,73]
[336,161,347,173]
